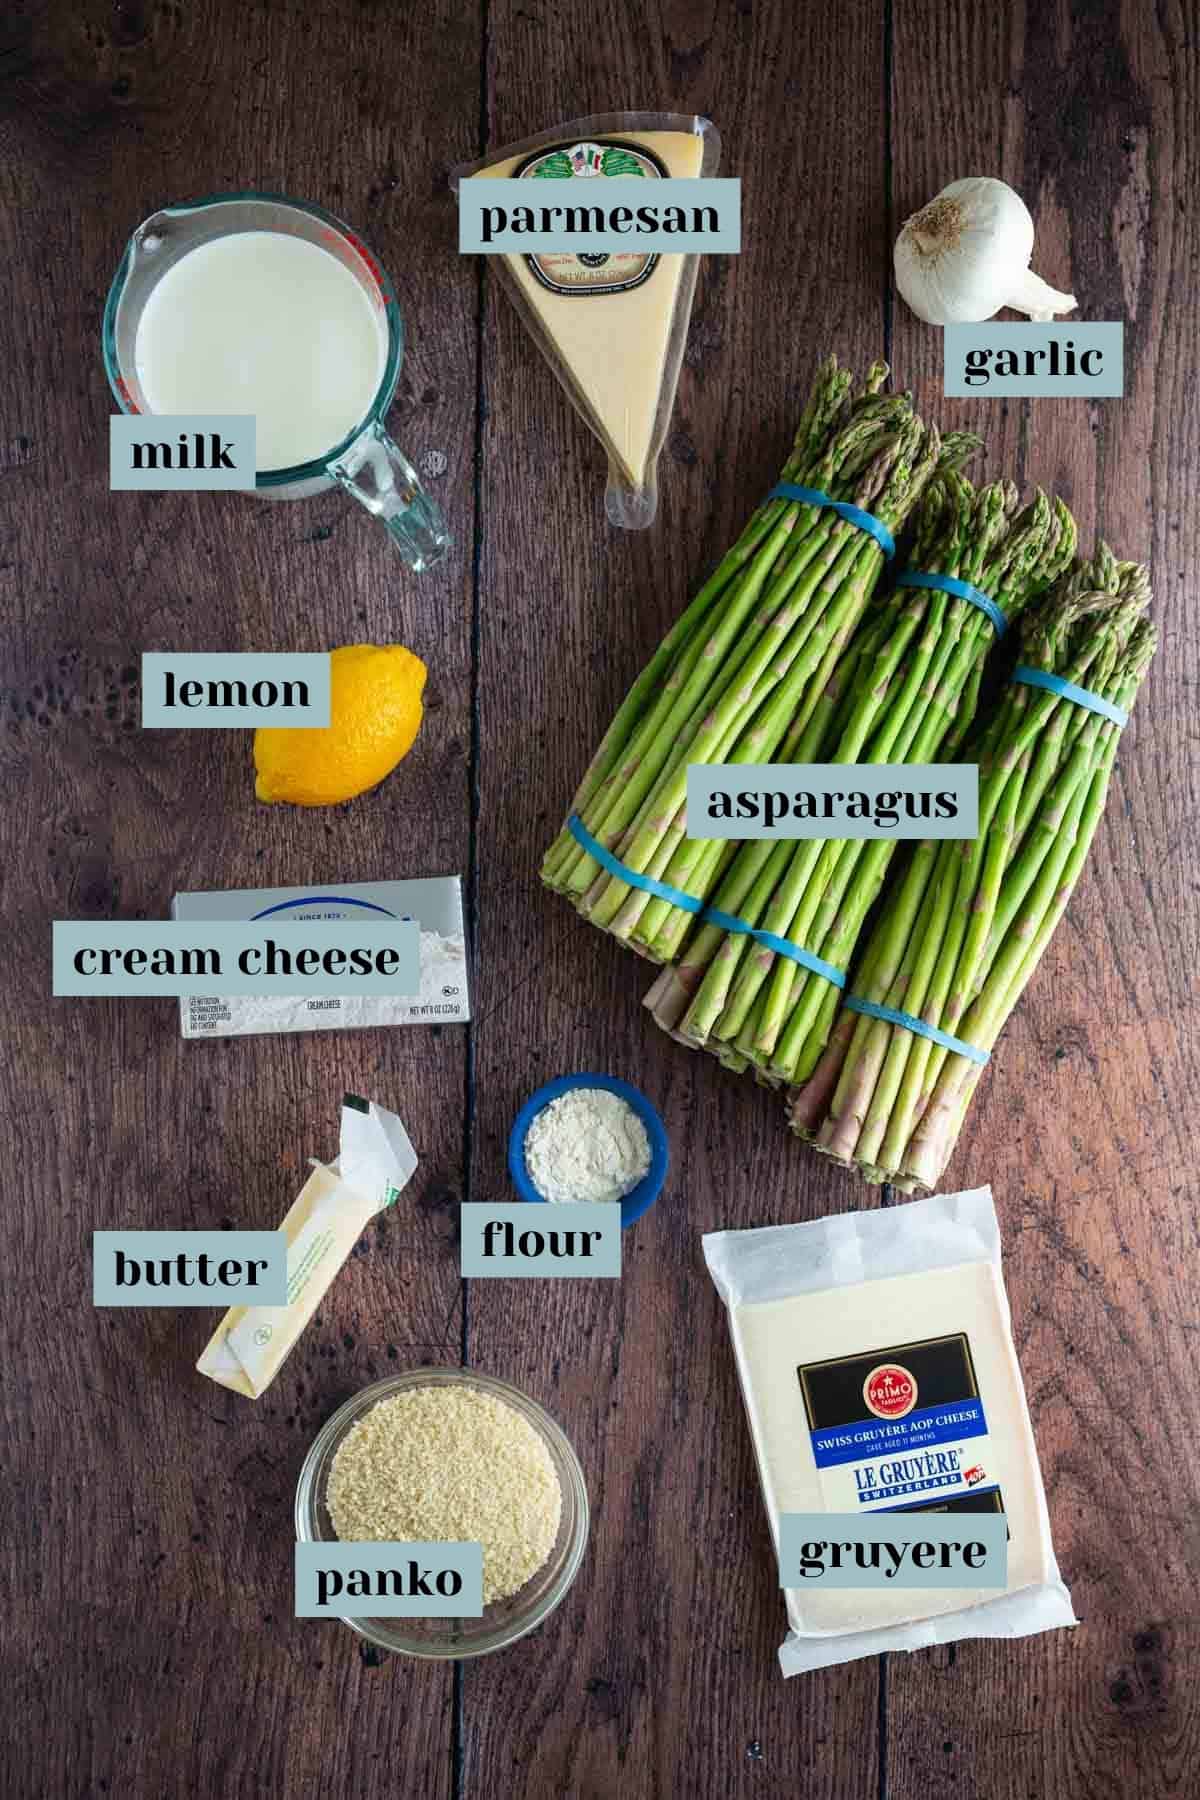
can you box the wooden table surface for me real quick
[2,2,1196,1795]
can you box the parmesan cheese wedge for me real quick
[455,115,717,527]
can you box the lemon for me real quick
[254,644,426,807]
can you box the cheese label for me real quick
[515,138,667,295]
[797,1332,1005,1517]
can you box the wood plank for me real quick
[466,3,891,1794]
[886,2,1200,1796]
[2,2,1194,1795]
[0,2,477,1794]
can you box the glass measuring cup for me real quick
[102,191,450,572]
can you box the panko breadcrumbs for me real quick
[326,1385,562,1605]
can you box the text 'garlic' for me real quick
[894,177,1076,326]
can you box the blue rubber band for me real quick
[567,814,704,913]
[568,815,847,989]
[767,483,896,560]
[1011,665,1129,729]
[896,570,1008,639]
[701,906,848,989]
[843,996,990,1066]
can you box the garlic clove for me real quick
[999,267,1077,322]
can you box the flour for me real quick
[524,1088,651,1204]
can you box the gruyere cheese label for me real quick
[798,1331,1003,1517]
[730,1260,1050,1636]
[514,137,668,295]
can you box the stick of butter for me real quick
[197,1094,417,1399]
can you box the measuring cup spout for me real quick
[134,210,173,249]
[329,420,450,572]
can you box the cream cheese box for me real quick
[171,877,469,1038]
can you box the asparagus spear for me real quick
[542,355,857,893]
[622,591,877,958]
[575,415,930,923]
[670,478,1075,1081]
[758,489,1078,1085]
[872,583,1146,1168]
[541,358,946,943]
[795,551,1154,1191]
[613,431,983,964]
[586,414,942,936]
[639,471,967,1003]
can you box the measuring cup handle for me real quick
[328,420,450,572]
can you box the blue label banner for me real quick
[944,323,1124,397]
[295,1542,484,1618]
[110,414,257,490]
[141,653,331,727]
[459,178,740,253]
[93,1230,287,1305]
[810,1398,988,1469]
[460,1203,621,1278]
[687,763,978,841]
[779,1513,1007,1589]
[53,920,420,996]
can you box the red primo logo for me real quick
[863,1363,918,1419]
[964,1465,986,1486]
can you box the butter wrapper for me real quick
[197,1095,417,1399]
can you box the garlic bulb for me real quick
[894,177,1076,325]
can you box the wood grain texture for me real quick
[0,1,475,1796]
[464,5,890,1796]
[0,0,1196,1796]
[885,3,1200,1798]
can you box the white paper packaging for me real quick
[197,1094,417,1399]
[703,1187,1075,1675]
[172,877,469,1039]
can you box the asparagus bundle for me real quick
[541,357,946,942]
[645,473,1077,1090]
[789,548,1155,1191]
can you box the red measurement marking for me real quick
[317,225,389,310]
[342,228,388,301]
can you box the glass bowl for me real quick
[295,1367,589,1658]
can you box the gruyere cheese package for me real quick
[452,113,720,529]
[703,1187,1075,1675]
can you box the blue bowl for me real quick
[507,1074,669,1228]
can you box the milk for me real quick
[133,232,387,472]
